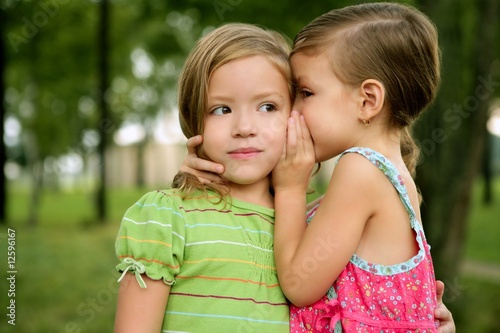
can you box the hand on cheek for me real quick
[272,111,315,193]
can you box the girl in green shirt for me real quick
[114,22,293,333]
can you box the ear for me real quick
[359,79,385,120]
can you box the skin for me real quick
[181,136,455,333]
[114,55,290,332]
[115,275,170,333]
[179,57,456,331]
[203,55,290,207]
[273,53,423,306]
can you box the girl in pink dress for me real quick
[273,3,442,332]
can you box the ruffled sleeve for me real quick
[115,190,185,288]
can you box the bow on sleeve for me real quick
[117,258,147,289]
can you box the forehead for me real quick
[290,52,331,77]
[208,55,291,96]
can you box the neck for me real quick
[354,126,407,167]
[228,178,274,208]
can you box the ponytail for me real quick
[400,127,420,178]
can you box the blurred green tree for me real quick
[414,0,499,291]
[96,0,110,223]
[0,5,6,224]
[5,1,99,225]
[2,0,498,294]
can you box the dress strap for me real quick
[335,147,429,276]
[336,147,417,228]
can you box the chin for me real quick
[224,172,267,186]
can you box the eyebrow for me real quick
[208,92,287,104]
[252,92,286,103]
[293,74,307,84]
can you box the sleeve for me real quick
[115,190,186,288]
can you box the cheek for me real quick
[259,118,287,146]
[200,126,223,161]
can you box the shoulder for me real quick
[123,188,225,224]
[334,151,381,184]
[135,189,183,205]
[118,189,196,237]
[327,151,387,211]
[116,190,189,284]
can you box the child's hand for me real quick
[272,111,315,194]
[179,136,225,184]
[435,280,456,333]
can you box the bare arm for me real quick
[179,135,224,183]
[274,113,376,306]
[273,112,333,306]
[306,196,323,211]
[114,274,171,333]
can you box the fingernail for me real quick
[215,166,224,173]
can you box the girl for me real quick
[273,2,442,332]
[180,3,455,333]
[114,23,293,332]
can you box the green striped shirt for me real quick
[115,189,289,333]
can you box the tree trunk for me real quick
[96,0,110,223]
[415,0,498,292]
[28,159,43,227]
[136,139,146,188]
[482,132,493,204]
[0,6,7,224]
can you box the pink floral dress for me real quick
[290,147,439,333]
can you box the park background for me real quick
[0,0,500,332]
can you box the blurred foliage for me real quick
[0,178,498,332]
[1,0,500,332]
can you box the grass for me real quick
[0,179,499,332]
[0,186,147,333]
[464,177,500,263]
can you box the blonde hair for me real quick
[173,23,292,197]
[292,2,441,176]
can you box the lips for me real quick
[228,147,262,159]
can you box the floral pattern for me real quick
[289,147,439,333]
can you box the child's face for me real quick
[291,52,361,161]
[203,55,291,186]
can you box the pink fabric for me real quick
[334,230,439,332]
[289,229,439,332]
[290,295,341,332]
[290,149,439,332]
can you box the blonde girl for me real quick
[114,23,293,332]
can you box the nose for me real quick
[231,110,257,138]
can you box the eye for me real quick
[257,103,277,112]
[301,90,313,98]
[294,84,313,99]
[211,106,231,115]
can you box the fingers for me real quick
[273,111,314,192]
[284,111,315,164]
[435,302,455,333]
[179,165,224,184]
[182,153,224,174]
[297,113,314,159]
[299,113,313,147]
[181,135,225,184]
[436,280,444,304]
[286,114,298,158]
[186,135,202,155]
[434,280,455,333]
